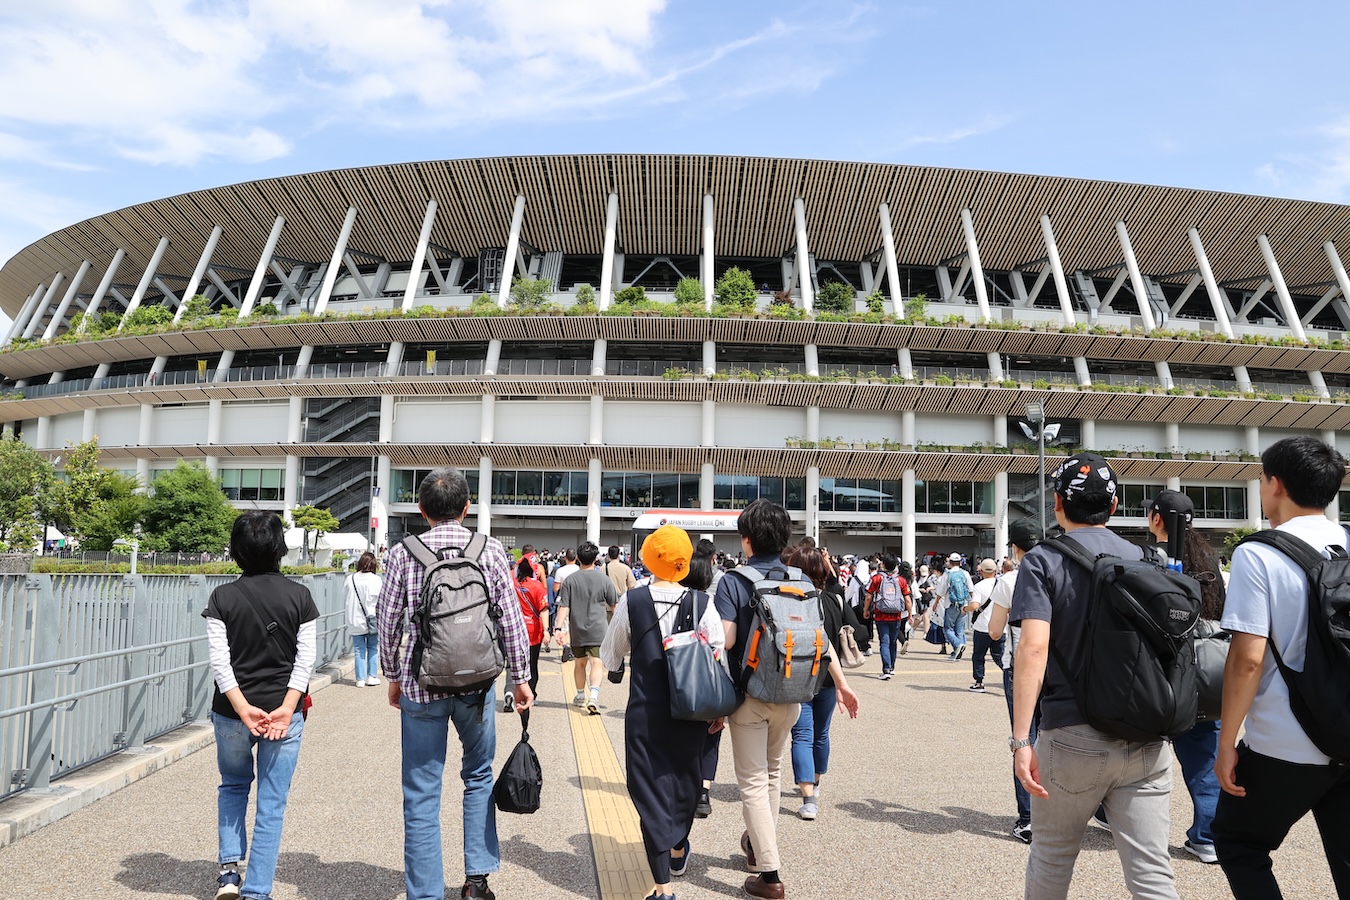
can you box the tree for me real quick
[674,277,704,306]
[79,473,147,551]
[142,461,237,553]
[713,267,756,312]
[574,283,597,307]
[815,281,855,314]
[0,434,53,551]
[612,285,647,306]
[508,276,552,311]
[123,304,174,330]
[289,504,341,563]
[180,294,215,322]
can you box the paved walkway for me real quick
[0,644,1337,899]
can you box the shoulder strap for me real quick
[730,564,768,587]
[402,535,440,569]
[234,577,296,667]
[1238,529,1329,574]
[352,576,373,619]
[1041,533,1101,572]
[462,532,489,564]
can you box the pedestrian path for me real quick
[0,645,1336,899]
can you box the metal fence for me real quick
[0,572,348,802]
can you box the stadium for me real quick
[2,153,1349,559]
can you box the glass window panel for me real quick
[913,480,927,514]
[623,473,650,507]
[260,483,280,501]
[784,477,806,511]
[221,469,241,488]
[679,474,701,508]
[950,482,973,514]
[975,481,994,515]
[493,470,515,503]
[879,480,898,513]
[541,471,566,505]
[758,476,785,507]
[713,474,735,509]
[1225,487,1245,519]
[567,471,589,506]
[817,477,835,513]
[261,469,282,489]
[928,481,951,514]
[857,478,881,513]
[516,471,543,504]
[651,474,679,508]
[241,469,261,489]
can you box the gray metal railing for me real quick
[0,572,348,802]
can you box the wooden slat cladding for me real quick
[7,155,1350,317]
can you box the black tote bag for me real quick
[664,590,739,721]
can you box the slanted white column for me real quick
[1326,241,1350,324]
[23,275,65,339]
[497,195,527,308]
[170,227,223,325]
[284,397,303,513]
[702,194,715,311]
[239,217,285,319]
[700,462,715,511]
[77,250,126,333]
[898,347,914,379]
[702,341,716,376]
[480,395,495,443]
[402,200,438,311]
[1259,234,1326,396]
[42,260,92,341]
[586,458,603,544]
[1188,229,1236,338]
[1117,220,1171,387]
[1041,215,1090,385]
[4,284,46,345]
[313,207,358,316]
[484,339,502,376]
[960,209,993,323]
[599,192,619,310]
[478,457,494,536]
[879,202,903,315]
[35,416,50,448]
[117,237,170,330]
[591,340,607,377]
[793,198,814,313]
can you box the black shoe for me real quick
[670,837,691,877]
[694,788,711,818]
[461,879,496,900]
[955,645,966,660]
[215,869,241,900]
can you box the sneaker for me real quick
[1091,809,1110,831]
[365,676,380,686]
[1011,823,1032,844]
[586,690,600,715]
[670,838,691,877]
[799,800,818,820]
[573,691,587,707]
[879,671,892,681]
[900,642,909,655]
[740,830,757,871]
[969,682,985,693]
[863,648,873,657]
[955,645,966,660]
[355,678,366,687]
[215,869,242,900]
[948,652,957,661]
[694,788,711,819]
[502,692,514,713]
[1183,840,1219,864]
[461,879,496,900]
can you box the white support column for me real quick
[238,216,285,319]
[702,193,715,311]
[205,399,222,476]
[589,396,604,445]
[402,200,438,311]
[902,469,916,563]
[117,237,170,330]
[4,284,45,345]
[1246,426,1262,528]
[35,416,50,449]
[960,208,993,322]
[586,457,603,544]
[806,406,820,443]
[804,344,819,377]
[1324,430,1341,522]
[591,340,606,378]
[170,227,223,325]
[879,202,903,315]
[136,404,153,490]
[497,195,526,308]
[1165,422,1181,456]
[478,457,494,536]
[700,462,715,511]
[480,395,495,443]
[1073,358,1092,387]
[81,408,96,442]
[898,347,914,380]
[701,400,715,447]
[805,466,820,542]
[23,275,66,339]
[702,340,716,376]
[993,413,1008,556]
[1188,228,1236,338]
[292,346,314,380]
[1081,419,1096,451]
[1326,241,1350,324]
[599,192,619,311]
[42,260,92,341]
[484,339,502,377]
[77,250,126,333]
[1257,234,1308,342]
[284,397,303,513]
[793,198,814,313]
[313,207,358,316]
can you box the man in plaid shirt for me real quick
[378,467,534,900]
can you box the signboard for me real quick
[370,516,379,529]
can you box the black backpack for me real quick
[494,720,542,814]
[1044,534,1203,742]
[403,534,505,695]
[1236,528,1350,762]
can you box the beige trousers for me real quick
[728,695,800,873]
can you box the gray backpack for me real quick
[731,564,829,704]
[403,534,505,695]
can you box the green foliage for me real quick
[866,290,886,314]
[142,461,237,553]
[288,504,341,563]
[574,283,596,305]
[252,301,280,317]
[181,294,215,322]
[78,473,147,552]
[123,304,174,330]
[1223,526,1258,560]
[674,277,704,305]
[0,434,53,551]
[612,285,648,306]
[713,267,757,311]
[508,276,553,311]
[814,281,854,314]
[903,295,928,321]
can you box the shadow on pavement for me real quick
[115,852,214,895]
[499,833,596,895]
[280,851,406,900]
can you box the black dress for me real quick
[623,585,710,881]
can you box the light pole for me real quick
[1019,403,1060,540]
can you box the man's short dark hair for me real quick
[230,511,285,576]
[878,552,899,572]
[577,541,600,565]
[1061,494,1113,526]
[608,544,621,559]
[565,547,577,562]
[737,498,792,557]
[1262,436,1346,510]
[418,467,470,521]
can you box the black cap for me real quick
[1008,518,1041,551]
[1051,452,1118,504]
[1148,489,1194,524]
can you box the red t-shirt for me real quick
[868,572,911,622]
[514,576,549,645]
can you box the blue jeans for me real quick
[1003,666,1039,828]
[1172,718,1220,847]
[876,620,902,672]
[790,684,836,785]
[400,692,498,900]
[351,631,379,682]
[943,605,967,649]
[213,711,305,900]
[971,629,1004,684]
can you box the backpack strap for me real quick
[1041,533,1100,572]
[461,532,490,564]
[402,535,441,569]
[1238,529,1331,573]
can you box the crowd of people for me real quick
[201,438,1350,900]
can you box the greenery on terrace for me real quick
[6,268,1347,357]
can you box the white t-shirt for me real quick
[970,575,998,632]
[1222,514,1344,766]
[553,563,579,591]
[991,570,1018,667]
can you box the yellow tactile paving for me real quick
[563,659,653,900]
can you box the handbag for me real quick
[664,590,740,721]
[836,624,865,668]
[493,719,542,814]
[1193,619,1229,722]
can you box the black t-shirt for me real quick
[1009,528,1144,731]
[203,573,320,718]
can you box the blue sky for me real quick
[3,0,1350,330]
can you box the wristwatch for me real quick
[1009,735,1034,752]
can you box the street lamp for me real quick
[1019,403,1060,540]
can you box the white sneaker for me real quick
[1184,840,1218,864]
[366,676,380,686]
[586,690,600,715]
[573,691,587,707]
[355,679,366,687]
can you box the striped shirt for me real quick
[377,519,531,705]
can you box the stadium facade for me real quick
[3,154,1350,559]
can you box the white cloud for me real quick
[897,114,1015,150]
[1256,115,1350,204]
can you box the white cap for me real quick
[948,552,962,563]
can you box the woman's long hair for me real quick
[681,539,717,591]
[785,544,830,591]
[516,556,535,583]
[1182,531,1226,620]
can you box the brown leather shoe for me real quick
[740,831,757,870]
[744,874,785,899]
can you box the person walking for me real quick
[203,511,319,900]
[966,557,1003,693]
[683,539,725,819]
[509,555,549,727]
[942,553,972,660]
[553,541,619,714]
[604,544,638,598]
[868,553,912,680]
[377,467,535,900]
[601,525,724,900]
[345,550,382,687]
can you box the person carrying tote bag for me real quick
[601,525,726,900]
